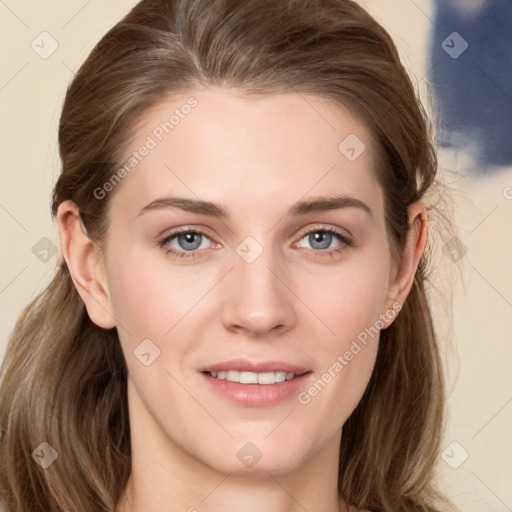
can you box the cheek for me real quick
[305,249,391,345]
[106,246,215,340]
[297,251,389,420]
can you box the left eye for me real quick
[297,229,348,252]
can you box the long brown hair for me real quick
[0,1,456,510]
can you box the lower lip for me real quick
[200,372,313,407]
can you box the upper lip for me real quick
[199,358,311,375]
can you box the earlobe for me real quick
[383,201,428,328]
[56,200,117,329]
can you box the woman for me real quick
[0,0,455,511]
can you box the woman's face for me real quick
[97,86,404,475]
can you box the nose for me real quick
[220,245,296,338]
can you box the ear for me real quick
[56,200,116,329]
[382,201,428,328]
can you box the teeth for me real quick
[240,371,258,384]
[208,370,297,384]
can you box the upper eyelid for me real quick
[295,224,351,240]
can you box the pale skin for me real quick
[57,86,427,512]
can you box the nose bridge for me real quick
[220,234,296,335]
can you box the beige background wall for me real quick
[1,1,511,510]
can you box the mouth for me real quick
[198,359,313,406]
[198,358,311,384]
[203,369,309,385]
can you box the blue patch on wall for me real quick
[429,0,512,172]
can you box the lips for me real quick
[198,358,313,406]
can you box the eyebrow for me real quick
[137,194,373,219]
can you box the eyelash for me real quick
[157,226,352,260]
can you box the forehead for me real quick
[109,86,384,222]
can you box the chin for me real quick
[197,442,306,476]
